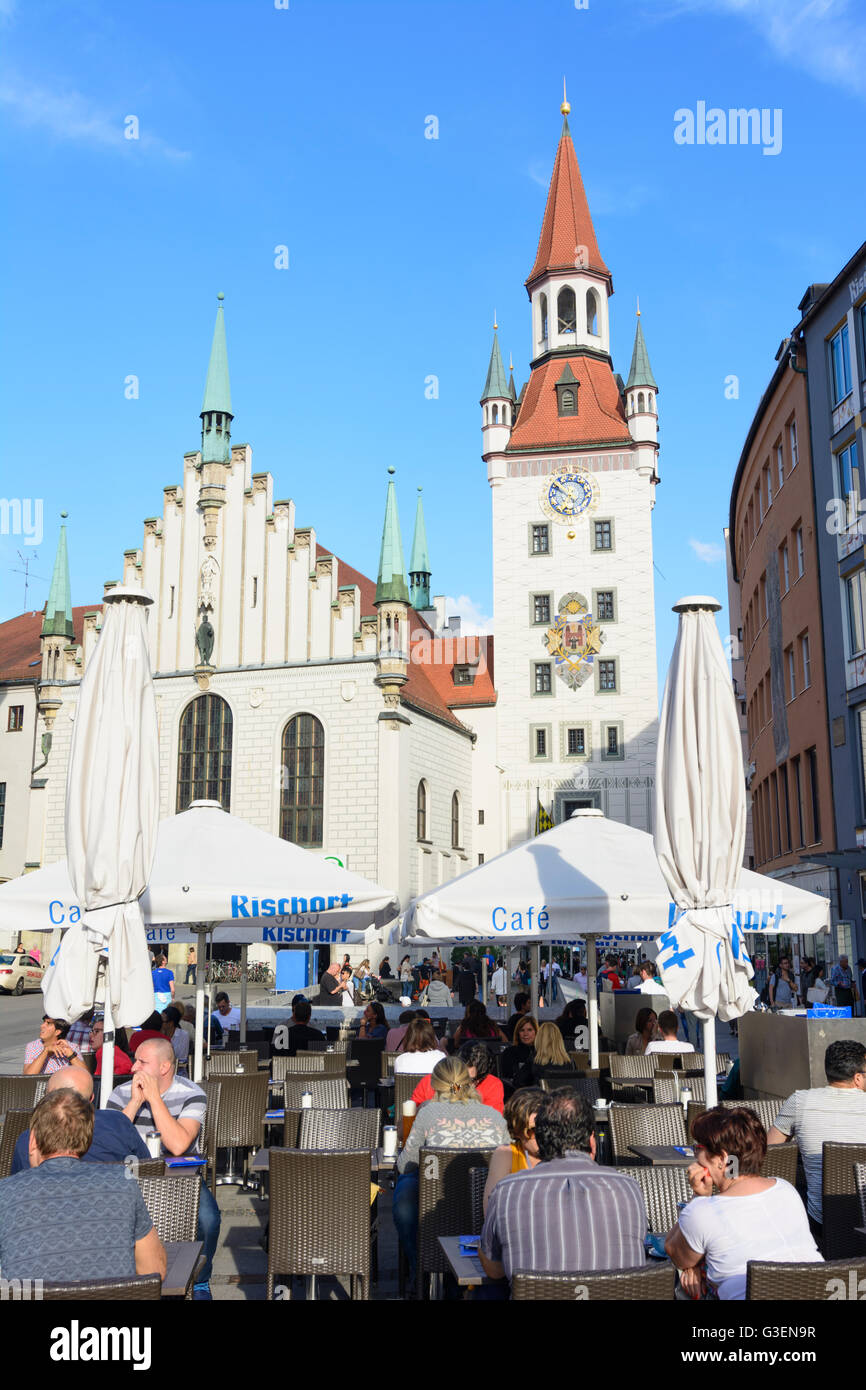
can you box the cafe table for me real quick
[438,1236,489,1289]
[627,1144,696,1167]
[251,1145,396,1175]
[163,1241,204,1298]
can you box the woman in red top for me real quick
[412,1041,505,1114]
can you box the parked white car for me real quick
[0,953,45,995]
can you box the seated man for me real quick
[284,998,325,1056]
[11,1065,149,1173]
[0,1089,165,1282]
[23,1015,88,1076]
[108,1036,220,1300]
[767,1038,866,1238]
[480,1088,646,1286]
[644,1008,694,1055]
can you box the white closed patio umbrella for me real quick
[43,587,159,1107]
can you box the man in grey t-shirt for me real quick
[768,1038,866,1228]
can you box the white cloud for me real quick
[689,538,725,564]
[0,78,190,158]
[654,0,866,98]
[444,594,492,635]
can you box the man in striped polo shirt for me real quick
[108,1036,221,1299]
[480,1088,646,1285]
[768,1038,866,1238]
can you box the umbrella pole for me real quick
[240,943,248,1046]
[194,930,207,1085]
[704,1015,717,1108]
[481,954,488,1007]
[530,943,539,1017]
[99,952,115,1110]
[587,941,599,1071]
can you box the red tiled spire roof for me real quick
[0,606,91,683]
[506,355,630,452]
[526,116,611,293]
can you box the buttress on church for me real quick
[0,105,662,966]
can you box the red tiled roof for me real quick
[0,606,92,683]
[526,120,611,291]
[506,355,631,451]
[413,636,496,709]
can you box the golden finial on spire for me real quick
[561,78,570,117]
[493,310,498,331]
[509,353,514,372]
[636,295,641,318]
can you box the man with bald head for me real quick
[108,1034,221,1299]
[10,1065,149,1174]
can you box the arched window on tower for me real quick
[638,392,645,412]
[492,404,498,423]
[586,288,599,336]
[417,780,428,842]
[280,713,325,847]
[176,694,233,812]
[540,293,548,343]
[648,392,654,411]
[557,287,577,336]
[451,791,461,849]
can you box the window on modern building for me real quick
[780,544,789,594]
[280,713,325,848]
[177,694,233,812]
[6,706,23,732]
[251,576,258,608]
[776,443,784,490]
[781,764,792,854]
[453,665,474,685]
[169,585,175,619]
[765,463,773,509]
[837,439,861,524]
[770,771,781,859]
[801,633,811,689]
[533,594,551,625]
[757,481,764,525]
[0,782,5,850]
[540,293,548,342]
[596,590,614,621]
[557,286,577,335]
[478,809,485,826]
[534,663,552,694]
[531,524,550,554]
[451,792,461,849]
[795,526,805,577]
[789,419,799,468]
[417,780,428,841]
[807,746,821,842]
[593,520,612,551]
[566,727,586,756]
[787,646,796,701]
[606,726,619,756]
[535,727,547,757]
[760,574,768,623]
[830,322,852,405]
[598,660,617,691]
[847,571,866,655]
[792,755,804,847]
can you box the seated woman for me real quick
[513,1021,578,1089]
[392,1056,510,1285]
[453,1000,507,1049]
[483,1086,545,1215]
[392,1017,447,1074]
[625,1007,659,1056]
[556,999,587,1045]
[411,1042,504,1113]
[500,1015,538,1090]
[665,1106,822,1300]
[357,1001,388,1040]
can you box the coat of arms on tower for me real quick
[543,591,604,690]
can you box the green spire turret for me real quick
[42,512,74,639]
[375,469,410,605]
[481,328,509,402]
[626,310,658,391]
[409,487,431,610]
[200,292,233,464]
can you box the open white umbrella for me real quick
[42,587,159,1106]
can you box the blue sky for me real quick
[1,0,865,686]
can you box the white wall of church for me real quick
[406,710,473,901]
[0,686,38,881]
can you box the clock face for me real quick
[541,469,599,524]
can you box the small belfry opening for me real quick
[557,286,576,336]
[540,292,549,342]
[586,288,599,337]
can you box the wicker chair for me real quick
[417,1146,497,1299]
[33,1275,162,1301]
[282,1079,350,1110]
[615,1164,693,1234]
[822,1141,866,1259]
[267,1149,374,1299]
[272,1054,326,1082]
[608,1103,687,1164]
[201,1078,221,1197]
[304,1039,349,1054]
[556,1076,602,1105]
[0,1109,32,1178]
[569,1051,590,1072]
[469,1166,487,1234]
[686,1101,705,1141]
[394,1070,425,1118]
[610,1054,656,1079]
[139,1173,201,1242]
[299,1108,380,1151]
[212,1071,270,1181]
[281,1109,303,1148]
[0,1076,47,1111]
[512,1263,676,1300]
[746,1256,866,1300]
[761,1141,799,1185]
[131,1158,167,1179]
[380,1051,400,1079]
[721,1098,781,1131]
[653,1075,706,1106]
[206,1050,258,1076]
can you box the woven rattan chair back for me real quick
[299,1107,380,1151]
[512,1263,676,1300]
[677,1052,704,1073]
[267,1148,372,1298]
[272,1054,326,1082]
[394,1070,424,1117]
[0,1109,32,1178]
[761,1141,799,1185]
[609,1103,687,1163]
[139,1173,201,1242]
[855,1162,866,1229]
[721,1098,782,1131]
[206,1050,258,1075]
[558,1076,601,1105]
[0,1076,47,1112]
[469,1166,487,1235]
[686,1101,705,1141]
[652,1075,679,1105]
[746,1256,866,1300]
[282,1109,302,1147]
[610,1054,656,1080]
[569,1051,590,1072]
[541,1074,587,1094]
[381,1051,400,1079]
[417,1147,496,1294]
[822,1141,866,1259]
[282,1079,350,1110]
[201,1078,221,1196]
[33,1275,162,1301]
[213,1071,269,1150]
[131,1158,166,1179]
[614,1164,693,1234]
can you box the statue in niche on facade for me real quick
[195,614,215,666]
[199,555,219,611]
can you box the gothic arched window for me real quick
[540,293,548,342]
[451,791,461,849]
[586,289,599,336]
[638,392,645,412]
[557,287,577,335]
[280,713,325,847]
[417,780,428,842]
[176,694,233,812]
[492,404,498,423]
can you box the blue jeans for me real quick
[392,1170,419,1282]
[196,1179,221,1286]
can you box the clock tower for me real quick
[486,94,660,846]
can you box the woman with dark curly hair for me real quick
[665,1106,821,1300]
[483,1086,545,1214]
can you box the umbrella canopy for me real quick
[43,588,159,1035]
